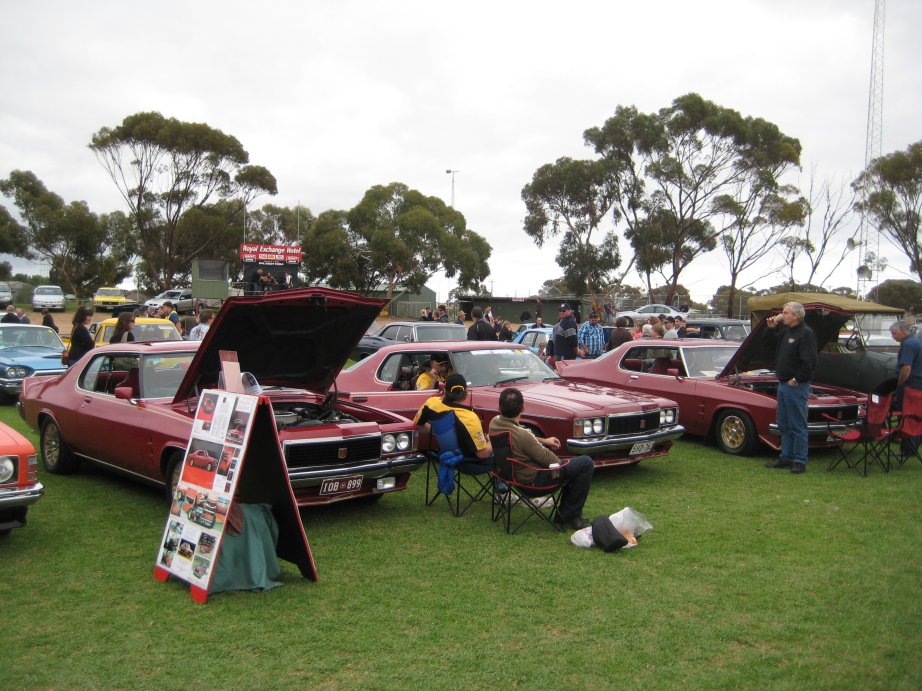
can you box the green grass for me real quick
[3,404,921,689]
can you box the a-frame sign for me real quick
[154,387,317,603]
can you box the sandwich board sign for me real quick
[154,382,316,603]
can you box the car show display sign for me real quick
[154,388,317,603]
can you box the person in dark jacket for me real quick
[552,303,578,360]
[109,311,136,343]
[467,306,497,341]
[41,309,59,334]
[762,302,817,474]
[68,306,96,366]
[607,317,633,351]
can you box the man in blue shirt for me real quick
[577,311,606,358]
[890,320,922,458]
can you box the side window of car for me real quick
[78,355,106,392]
[378,354,403,383]
[396,326,413,342]
[621,348,648,372]
[379,325,398,340]
[521,333,535,347]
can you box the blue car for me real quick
[513,327,553,353]
[0,324,67,402]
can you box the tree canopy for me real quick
[0,170,132,297]
[302,182,490,299]
[89,112,277,292]
[853,140,922,281]
[583,93,802,307]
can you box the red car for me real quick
[556,311,865,456]
[19,288,426,505]
[186,449,217,472]
[0,421,43,535]
[336,341,684,468]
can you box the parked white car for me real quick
[31,285,66,311]
[616,303,686,325]
[144,288,193,314]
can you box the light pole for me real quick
[445,169,459,208]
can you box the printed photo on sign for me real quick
[180,439,225,487]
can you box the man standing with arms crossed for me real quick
[763,302,817,474]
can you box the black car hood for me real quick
[718,303,852,378]
[173,288,386,402]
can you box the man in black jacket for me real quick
[467,306,497,341]
[553,303,578,360]
[762,302,817,474]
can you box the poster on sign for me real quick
[155,390,257,590]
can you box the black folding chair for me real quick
[489,431,569,534]
[424,411,493,517]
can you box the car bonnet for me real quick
[173,288,386,402]
[718,302,856,378]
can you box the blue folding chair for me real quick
[424,411,493,517]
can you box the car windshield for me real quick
[681,346,739,377]
[134,324,183,342]
[0,326,64,349]
[451,348,558,386]
[97,288,122,296]
[36,286,63,295]
[141,352,196,398]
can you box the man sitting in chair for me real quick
[489,387,594,530]
[414,374,493,459]
[415,355,452,390]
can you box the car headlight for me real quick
[659,408,677,425]
[0,456,16,483]
[395,432,411,451]
[381,433,396,454]
[3,366,29,378]
[574,417,605,437]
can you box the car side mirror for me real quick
[666,368,680,378]
[114,386,136,401]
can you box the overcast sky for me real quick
[1,0,919,304]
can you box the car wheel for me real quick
[164,452,183,500]
[715,409,757,456]
[40,419,79,474]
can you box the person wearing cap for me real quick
[489,387,594,530]
[414,374,493,459]
[577,311,605,358]
[553,303,579,360]
[416,355,453,390]
[159,301,182,333]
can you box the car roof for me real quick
[95,317,174,326]
[93,340,199,354]
[372,341,525,355]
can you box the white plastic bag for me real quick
[609,507,653,537]
[570,526,594,548]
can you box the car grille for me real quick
[608,411,662,436]
[809,404,860,423]
[283,436,382,469]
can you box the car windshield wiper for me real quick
[495,376,530,385]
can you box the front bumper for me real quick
[0,482,45,520]
[286,452,427,485]
[567,424,686,453]
[769,422,858,437]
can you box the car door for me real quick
[615,344,705,435]
[345,350,437,420]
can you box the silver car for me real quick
[31,285,65,312]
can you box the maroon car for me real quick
[556,316,864,456]
[19,288,426,505]
[336,341,684,468]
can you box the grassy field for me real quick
[3,403,921,689]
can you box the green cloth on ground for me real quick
[209,503,282,594]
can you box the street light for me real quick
[445,169,459,208]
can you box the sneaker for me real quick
[790,463,806,474]
[765,458,793,469]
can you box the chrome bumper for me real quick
[286,453,427,485]
[566,424,685,452]
[0,482,45,510]
[769,422,857,437]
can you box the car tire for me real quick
[40,419,80,474]
[164,452,184,500]
[715,409,757,456]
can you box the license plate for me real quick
[319,475,364,496]
[629,441,655,455]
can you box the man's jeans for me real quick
[777,380,810,464]
[532,455,594,521]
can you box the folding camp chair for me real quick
[887,386,922,470]
[489,431,570,534]
[424,411,493,517]
[823,378,896,476]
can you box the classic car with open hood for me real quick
[335,341,685,468]
[18,288,426,505]
[556,297,873,456]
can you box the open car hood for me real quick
[173,288,386,402]
[718,298,893,378]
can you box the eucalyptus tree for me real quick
[89,112,277,292]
